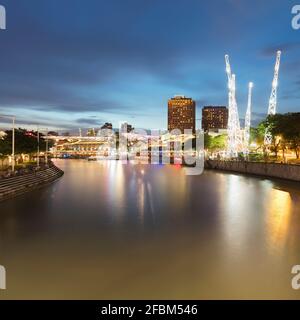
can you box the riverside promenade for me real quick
[206,160,300,182]
[0,163,64,202]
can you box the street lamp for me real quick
[32,125,49,168]
[0,114,16,172]
[38,127,49,165]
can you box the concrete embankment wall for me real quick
[205,160,300,182]
[0,165,64,202]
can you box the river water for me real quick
[0,159,300,299]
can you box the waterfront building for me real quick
[53,139,104,157]
[168,95,196,133]
[202,106,228,133]
[87,128,96,137]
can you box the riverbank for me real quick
[0,164,64,202]
[205,160,300,182]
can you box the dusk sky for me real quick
[0,0,300,132]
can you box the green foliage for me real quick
[248,153,264,162]
[0,128,52,156]
[250,123,265,147]
[0,134,11,156]
[204,134,227,152]
[258,113,300,158]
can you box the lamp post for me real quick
[37,125,40,168]
[0,114,16,172]
[39,127,49,165]
[37,126,49,165]
[27,124,49,168]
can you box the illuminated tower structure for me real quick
[225,55,242,157]
[244,82,253,154]
[264,50,281,145]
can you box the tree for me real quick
[204,134,227,153]
[250,123,265,150]
[0,134,10,168]
[265,114,286,158]
[0,128,51,157]
[260,113,300,159]
[204,133,213,150]
[212,134,227,151]
[0,135,11,156]
[282,113,300,159]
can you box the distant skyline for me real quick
[0,0,300,132]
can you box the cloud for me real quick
[0,0,297,131]
[75,117,104,126]
[0,1,191,119]
[260,42,300,57]
[239,112,266,127]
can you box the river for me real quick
[0,159,300,299]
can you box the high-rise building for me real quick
[202,106,228,132]
[168,95,196,133]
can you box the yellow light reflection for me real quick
[106,161,126,220]
[267,189,292,253]
[137,177,145,224]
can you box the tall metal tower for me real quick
[264,50,281,145]
[225,54,241,157]
[244,82,253,154]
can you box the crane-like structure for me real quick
[264,50,281,145]
[225,54,242,157]
[244,82,253,154]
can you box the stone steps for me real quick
[0,165,64,202]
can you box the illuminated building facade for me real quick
[168,96,195,133]
[202,106,228,132]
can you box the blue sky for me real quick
[0,0,300,132]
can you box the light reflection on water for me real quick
[0,159,300,299]
[267,188,292,254]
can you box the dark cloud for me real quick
[0,0,298,130]
[75,117,104,126]
[0,1,189,111]
[0,116,75,130]
[0,1,192,123]
[239,112,266,127]
[260,42,300,57]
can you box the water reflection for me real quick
[107,161,126,221]
[267,188,292,254]
[0,160,300,299]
